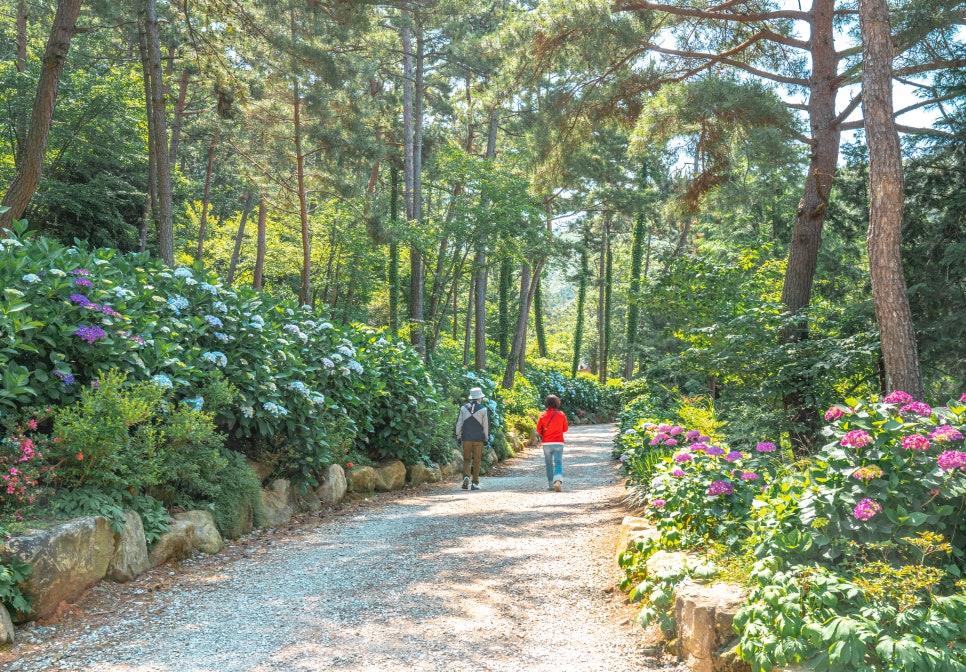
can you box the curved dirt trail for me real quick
[2,424,678,672]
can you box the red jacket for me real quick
[536,408,568,443]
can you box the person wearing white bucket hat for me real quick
[454,387,489,490]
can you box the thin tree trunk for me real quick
[292,74,311,305]
[195,126,219,261]
[1,0,83,231]
[498,255,512,358]
[503,258,545,388]
[859,0,924,399]
[625,208,646,379]
[13,0,28,168]
[388,168,399,337]
[168,69,189,166]
[253,194,267,291]
[432,250,468,350]
[226,192,253,285]
[144,0,174,265]
[602,233,613,384]
[463,279,474,368]
[596,222,607,377]
[571,245,588,377]
[136,23,156,254]
[473,251,487,372]
[517,262,530,375]
[401,19,425,352]
[535,278,547,358]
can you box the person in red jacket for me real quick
[536,394,569,492]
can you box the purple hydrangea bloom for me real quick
[853,497,882,521]
[930,426,964,443]
[756,442,777,453]
[672,469,686,477]
[883,390,913,405]
[54,371,76,385]
[685,430,701,441]
[900,402,933,417]
[705,445,726,456]
[708,480,734,496]
[73,278,93,287]
[901,434,930,451]
[69,294,92,307]
[937,451,966,471]
[73,324,106,344]
[724,451,743,462]
[72,268,91,276]
[841,430,873,448]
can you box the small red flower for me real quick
[346,462,354,468]
[76,453,84,460]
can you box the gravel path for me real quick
[1,424,680,672]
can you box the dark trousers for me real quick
[461,440,484,484]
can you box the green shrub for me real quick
[0,557,31,615]
[210,450,264,539]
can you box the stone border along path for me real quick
[1,424,684,672]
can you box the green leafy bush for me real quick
[526,358,620,420]
[0,557,31,614]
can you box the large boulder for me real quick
[615,516,660,562]
[106,510,150,583]
[149,519,196,567]
[373,461,406,492]
[174,511,225,555]
[0,516,114,621]
[260,479,296,527]
[346,465,376,494]
[0,604,14,647]
[439,449,463,479]
[406,463,442,486]
[295,486,322,513]
[673,582,748,672]
[245,458,273,484]
[315,464,347,506]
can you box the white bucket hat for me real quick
[468,387,484,400]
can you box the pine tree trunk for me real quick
[596,221,608,378]
[535,278,547,358]
[401,19,425,353]
[503,258,544,388]
[463,280,474,368]
[859,0,924,399]
[226,192,253,285]
[388,168,399,337]
[13,0,28,167]
[571,246,588,377]
[780,0,842,450]
[168,70,189,166]
[602,233,612,383]
[144,0,174,265]
[517,263,531,375]
[195,126,219,261]
[625,209,646,379]
[253,194,267,291]
[0,0,83,231]
[136,23,156,254]
[498,256,512,358]
[473,250,487,371]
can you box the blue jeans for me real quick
[543,443,564,484]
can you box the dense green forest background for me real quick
[2,0,964,449]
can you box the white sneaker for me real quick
[471,483,481,491]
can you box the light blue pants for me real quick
[543,443,564,484]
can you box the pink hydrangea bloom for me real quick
[685,430,701,441]
[740,471,759,481]
[724,451,743,462]
[664,439,678,446]
[652,499,666,508]
[884,390,914,404]
[901,402,933,417]
[708,480,734,496]
[674,453,692,463]
[960,393,966,402]
[672,469,686,477]
[756,442,777,453]
[902,434,931,451]
[929,426,964,443]
[853,498,882,521]
[937,451,966,471]
[824,407,844,422]
[841,430,873,448]
[690,443,709,452]
[669,426,684,435]
[852,465,883,482]
[657,424,671,432]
